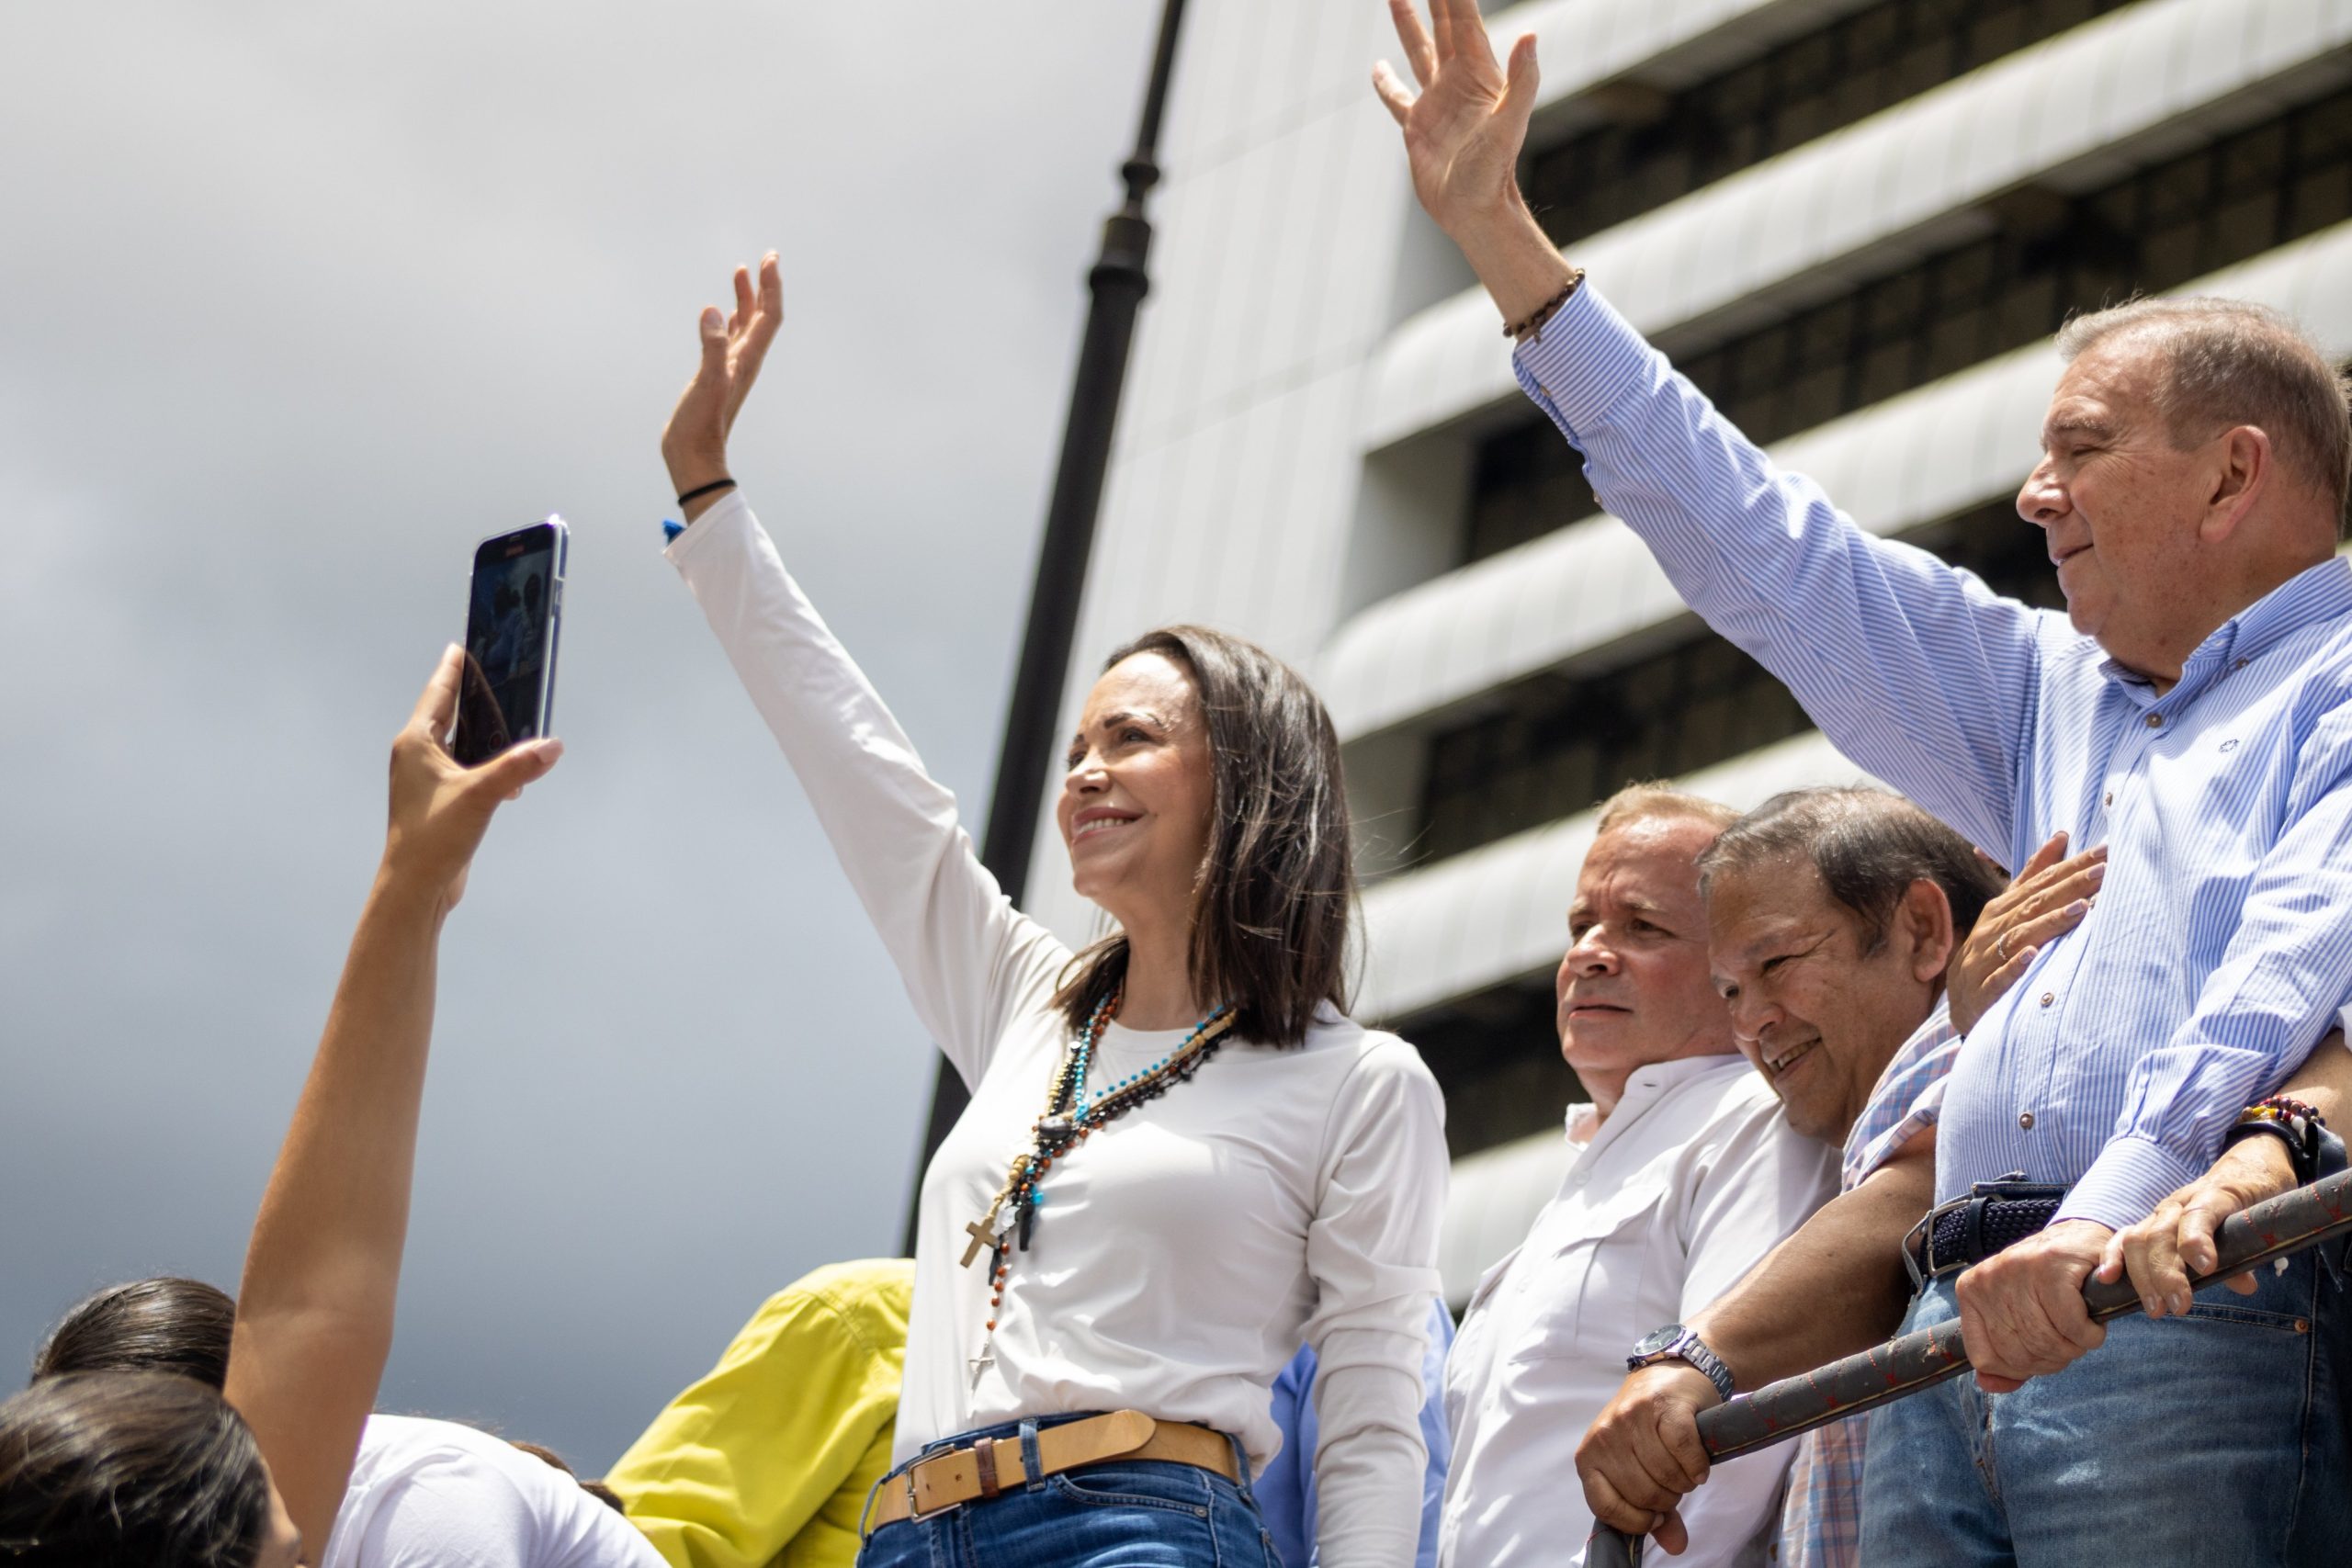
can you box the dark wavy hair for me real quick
[33,1278,236,1391]
[1699,786,2005,947]
[0,1371,271,1568]
[1052,626,1354,1047]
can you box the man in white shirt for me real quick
[1437,787,1839,1568]
[1575,787,2014,1565]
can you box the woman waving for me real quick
[659,256,1446,1568]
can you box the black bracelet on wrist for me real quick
[2223,1110,2323,1186]
[675,477,738,507]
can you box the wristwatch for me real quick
[1628,1323,1736,1403]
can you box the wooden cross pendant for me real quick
[960,1215,999,1269]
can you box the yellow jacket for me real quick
[608,1258,910,1568]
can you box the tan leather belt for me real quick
[867,1410,1238,1528]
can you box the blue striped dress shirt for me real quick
[1513,285,2352,1229]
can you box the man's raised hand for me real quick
[1373,2,1575,327]
[1372,0,1540,241]
[662,252,783,511]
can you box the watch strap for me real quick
[1630,1325,1736,1403]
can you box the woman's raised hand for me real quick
[1372,0,1540,242]
[662,252,783,514]
[1947,832,2105,1034]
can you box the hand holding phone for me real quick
[450,517,568,766]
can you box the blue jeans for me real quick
[858,1414,1279,1568]
[1857,1255,2350,1566]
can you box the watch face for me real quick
[1634,1325,1683,1359]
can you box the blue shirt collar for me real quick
[2098,555,2352,699]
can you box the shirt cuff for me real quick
[663,487,752,568]
[1509,283,1665,436]
[2055,1134,2205,1231]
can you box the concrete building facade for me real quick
[1019,0,2352,1304]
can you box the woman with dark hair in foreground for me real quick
[0,649,561,1566]
[658,257,1447,1568]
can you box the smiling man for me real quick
[1379,4,2352,1562]
[1436,787,1837,1568]
[1576,787,2003,1567]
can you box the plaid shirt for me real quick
[1774,1003,1960,1567]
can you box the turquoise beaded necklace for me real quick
[960,991,1236,1389]
[959,991,1236,1354]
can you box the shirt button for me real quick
[2234,658,2249,671]
[1573,1169,1590,1187]
[2040,991,2055,1007]
[2019,1111,2036,1130]
[2144,712,2163,728]
[2104,790,2115,807]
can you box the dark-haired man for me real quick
[1380,4,2352,1560]
[1438,787,1837,1567]
[1576,787,2006,1566]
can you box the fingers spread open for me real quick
[758,251,784,320]
[729,264,755,334]
[1428,0,1454,63]
[1387,0,1436,85]
[2010,901,2090,953]
[1500,32,1541,140]
[1372,61,1416,124]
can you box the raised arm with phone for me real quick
[0,650,560,1566]
[225,649,561,1557]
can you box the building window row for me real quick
[1522,0,2134,252]
[1469,82,2352,565]
[1417,497,2066,868]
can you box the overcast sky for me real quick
[0,0,1173,1468]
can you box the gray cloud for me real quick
[0,0,1164,1465]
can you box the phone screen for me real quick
[452,520,565,766]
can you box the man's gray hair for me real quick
[2056,296,2351,519]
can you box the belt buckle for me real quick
[1903,1197,1951,1289]
[1904,1172,2027,1289]
[904,1453,967,1524]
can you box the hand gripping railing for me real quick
[1588,1168,2352,1566]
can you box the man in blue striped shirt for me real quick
[1378,3,2352,1562]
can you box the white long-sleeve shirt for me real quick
[1438,1055,1838,1568]
[669,491,1448,1566]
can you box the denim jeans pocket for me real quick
[2187,1300,2312,1331]
[1046,1462,1216,1517]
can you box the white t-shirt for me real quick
[1440,1055,1839,1568]
[319,1416,666,1568]
[670,491,1450,1568]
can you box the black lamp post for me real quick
[904,0,1191,1244]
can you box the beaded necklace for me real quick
[959,989,1236,1389]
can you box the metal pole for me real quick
[1588,1166,2352,1564]
[904,0,1191,1247]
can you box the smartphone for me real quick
[450,516,568,766]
